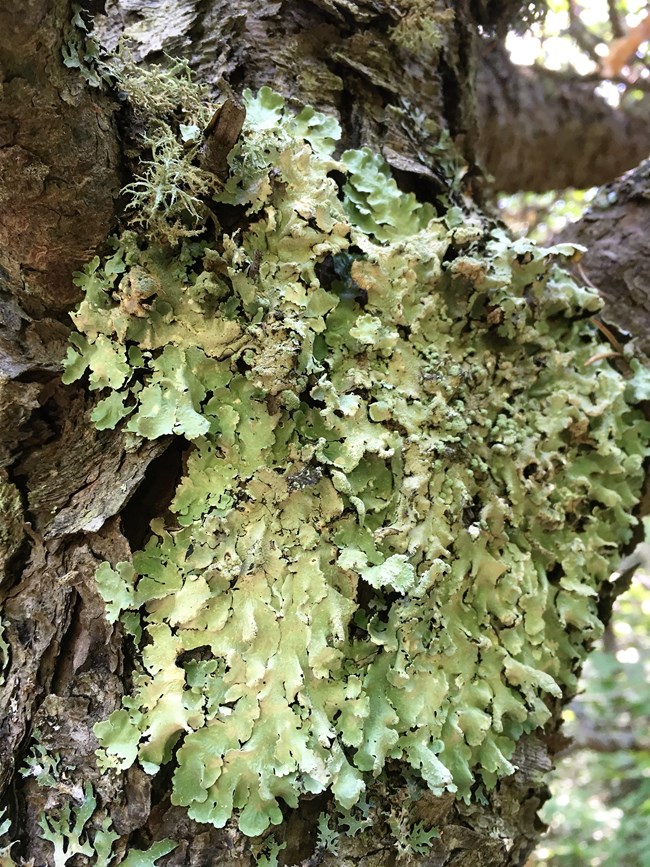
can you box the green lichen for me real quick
[389,3,455,57]
[37,783,175,867]
[62,82,650,838]
[39,783,98,866]
[61,4,111,89]
[0,807,17,866]
[253,838,287,867]
[387,815,440,858]
[20,734,63,789]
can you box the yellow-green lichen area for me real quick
[62,86,650,836]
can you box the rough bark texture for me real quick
[0,2,648,866]
[96,1,650,195]
[0,0,121,316]
[557,159,650,360]
[94,0,479,191]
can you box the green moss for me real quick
[62,82,650,836]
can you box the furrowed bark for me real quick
[0,3,169,857]
[94,0,478,189]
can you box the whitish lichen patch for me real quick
[62,83,650,836]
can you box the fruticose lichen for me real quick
[62,79,650,837]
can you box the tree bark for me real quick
[557,158,650,360]
[94,2,650,194]
[476,40,650,193]
[0,3,648,867]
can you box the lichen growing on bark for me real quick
[62,81,650,837]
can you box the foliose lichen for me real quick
[5,735,175,866]
[37,784,175,867]
[61,76,650,837]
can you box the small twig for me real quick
[576,262,596,289]
[567,1,602,63]
[528,62,650,91]
[559,733,650,756]
[585,350,623,366]
[589,318,624,355]
[608,0,624,39]
[575,264,627,360]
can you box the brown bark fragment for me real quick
[201,98,246,178]
[15,387,170,539]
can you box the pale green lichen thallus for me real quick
[62,83,650,836]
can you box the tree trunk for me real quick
[1,3,648,866]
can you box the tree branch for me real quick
[476,39,650,192]
[560,733,650,755]
[558,158,650,360]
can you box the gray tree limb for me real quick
[477,40,650,193]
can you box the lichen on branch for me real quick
[62,75,650,837]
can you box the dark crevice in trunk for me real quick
[49,589,83,695]
[280,792,333,867]
[120,437,186,550]
[2,461,33,591]
[334,64,360,153]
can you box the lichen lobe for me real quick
[62,84,650,837]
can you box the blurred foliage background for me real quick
[496,3,650,864]
[528,573,650,867]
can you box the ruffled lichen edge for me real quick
[59,76,650,838]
